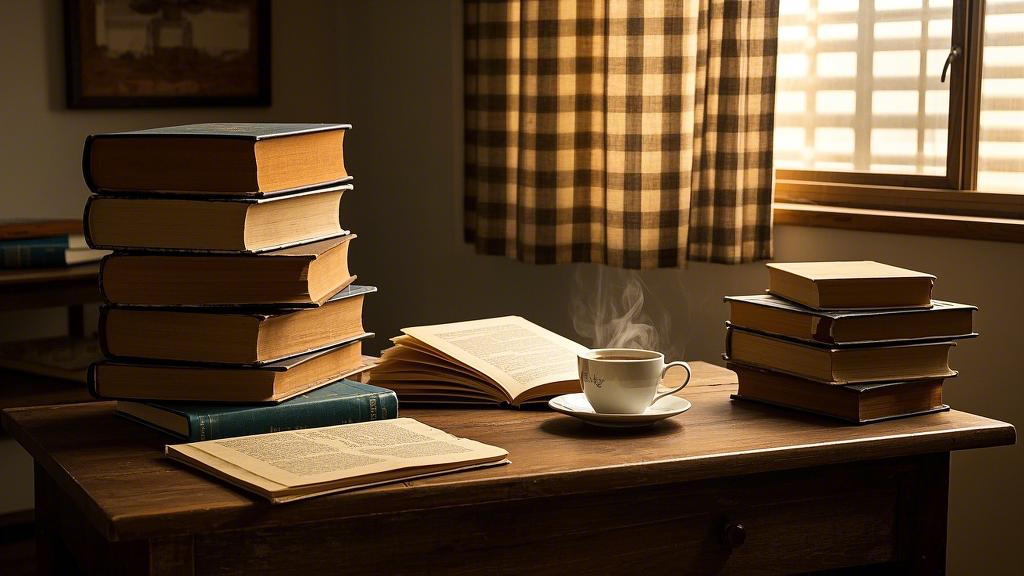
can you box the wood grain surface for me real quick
[2,362,1014,547]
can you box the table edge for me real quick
[39,414,1018,542]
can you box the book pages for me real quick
[401,316,588,400]
[166,418,508,502]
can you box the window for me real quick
[772,0,1024,242]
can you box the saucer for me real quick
[547,393,691,428]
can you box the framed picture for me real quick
[64,0,271,108]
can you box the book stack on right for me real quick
[724,261,977,424]
[81,123,392,441]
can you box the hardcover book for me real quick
[84,123,351,196]
[84,184,352,253]
[725,295,977,345]
[89,334,373,403]
[116,379,398,441]
[369,316,588,407]
[724,326,957,385]
[166,418,510,503]
[766,261,935,310]
[100,285,376,365]
[0,218,84,240]
[0,235,108,268]
[728,363,949,424]
[99,234,355,307]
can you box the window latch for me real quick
[941,46,962,83]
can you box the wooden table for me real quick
[2,362,1014,575]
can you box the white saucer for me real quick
[547,393,691,428]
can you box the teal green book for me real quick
[0,235,105,268]
[115,379,397,441]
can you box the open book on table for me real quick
[367,316,589,407]
[166,418,509,503]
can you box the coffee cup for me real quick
[577,348,692,414]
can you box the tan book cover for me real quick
[724,326,957,385]
[100,234,355,307]
[766,261,935,310]
[85,123,351,196]
[85,184,351,253]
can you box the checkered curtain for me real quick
[465,0,778,267]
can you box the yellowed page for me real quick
[375,338,494,383]
[401,316,588,400]
[166,418,508,497]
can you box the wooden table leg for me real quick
[33,462,150,574]
[34,463,79,575]
[891,452,949,574]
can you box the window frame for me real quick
[773,0,1024,242]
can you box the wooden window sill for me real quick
[773,203,1024,243]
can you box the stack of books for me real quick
[82,123,396,441]
[724,261,977,423]
[0,218,109,268]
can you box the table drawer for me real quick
[193,455,943,575]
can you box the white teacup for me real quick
[578,348,691,414]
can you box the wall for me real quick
[0,1,1018,573]
[336,2,1021,574]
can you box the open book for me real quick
[166,418,509,503]
[367,316,589,407]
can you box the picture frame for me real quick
[64,0,271,108]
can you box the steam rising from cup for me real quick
[571,266,676,357]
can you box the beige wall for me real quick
[0,1,1018,573]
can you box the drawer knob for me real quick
[723,522,746,549]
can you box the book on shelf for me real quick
[0,235,109,268]
[84,183,352,252]
[368,315,588,407]
[728,363,949,424]
[89,334,373,403]
[725,295,977,345]
[100,285,376,365]
[0,218,84,240]
[724,326,957,385]
[116,378,398,441]
[99,234,355,307]
[165,417,510,503]
[84,123,351,196]
[766,261,935,310]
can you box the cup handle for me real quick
[652,361,692,404]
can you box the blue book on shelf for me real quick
[116,379,398,441]
[0,234,104,268]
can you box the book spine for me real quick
[813,317,839,344]
[97,253,111,303]
[0,240,69,268]
[0,236,71,249]
[87,363,102,399]
[192,389,399,441]
[82,134,98,194]
[83,195,97,249]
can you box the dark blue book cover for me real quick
[0,235,102,268]
[116,379,397,441]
